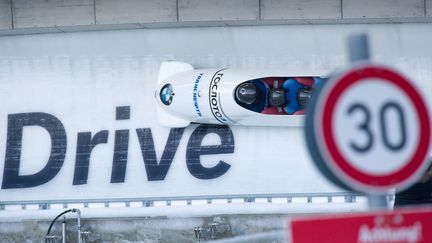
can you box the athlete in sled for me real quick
[235,77,323,115]
[155,61,325,127]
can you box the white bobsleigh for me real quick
[155,61,325,127]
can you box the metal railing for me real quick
[0,192,394,211]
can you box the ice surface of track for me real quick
[0,23,431,206]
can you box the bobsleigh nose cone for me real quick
[159,83,174,106]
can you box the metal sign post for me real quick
[349,34,387,210]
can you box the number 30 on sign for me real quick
[305,63,431,194]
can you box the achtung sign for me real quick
[289,207,432,243]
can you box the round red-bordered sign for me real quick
[305,63,432,194]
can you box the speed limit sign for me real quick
[305,63,432,194]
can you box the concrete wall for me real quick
[427,0,432,17]
[12,0,95,28]
[0,0,12,30]
[178,0,260,21]
[95,0,177,24]
[0,0,432,35]
[261,0,341,20]
[342,0,425,18]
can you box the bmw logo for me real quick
[160,83,174,105]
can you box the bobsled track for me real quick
[0,23,431,242]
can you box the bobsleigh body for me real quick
[155,61,324,127]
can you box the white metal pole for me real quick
[348,33,388,210]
